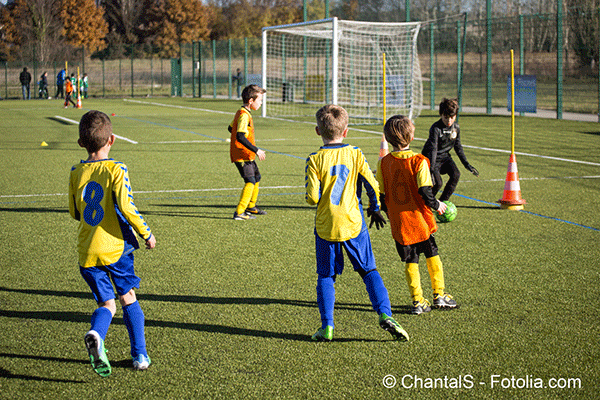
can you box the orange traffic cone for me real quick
[378,133,389,159]
[76,93,82,109]
[498,153,526,210]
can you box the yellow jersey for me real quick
[305,144,380,242]
[69,159,152,268]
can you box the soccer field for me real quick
[0,97,599,399]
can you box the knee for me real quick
[119,289,137,307]
[449,169,461,183]
[98,299,117,316]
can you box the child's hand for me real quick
[436,201,447,215]
[145,235,156,249]
[368,211,387,230]
[256,149,266,161]
[467,164,479,177]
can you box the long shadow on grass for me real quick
[0,286,376,313]
[0,207,68,213]
[0,308,380,343]
[0,366,84,383]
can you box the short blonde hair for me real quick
[384,115,415,149]
[79,110,112,153]
[315,104,348,140]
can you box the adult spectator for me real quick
[19,67,32,100]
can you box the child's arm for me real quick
[416,157,446,214]
[230,115,266,161]
[68,170,80,221]
[423,124,440,167]
[305,156,321,205]
[453,127,479,176]
[113,164,153,242]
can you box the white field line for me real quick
[120,101,600,166]
[0,185,304,199]
[3,177,600,200]
[54,115,138,144]
[123,98,231,115]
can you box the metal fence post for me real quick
[228,39,232,99]
[486,0,492,114]
[430,22,435,110]
[131,45,135,97]
[212,40,217,98]
[556,0,563,119]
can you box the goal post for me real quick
[262,17,423,124]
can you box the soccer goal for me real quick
[261,17,423,125]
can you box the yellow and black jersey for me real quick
[69,159,152,268]
[305,144,380,242]
[229,106,257,162]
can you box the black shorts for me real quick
[395,235,438,264]
[235,161,261,184]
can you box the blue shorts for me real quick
[315,228,377,277]
[80,252,140,303]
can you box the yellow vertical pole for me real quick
[510,49,515,155]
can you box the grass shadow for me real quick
[0,366,85,383]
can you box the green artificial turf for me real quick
[0,97,598,399]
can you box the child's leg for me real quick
[422,236,444,295]
[90,302,116,340]
[404,262,424,303]
[316,274,336,329]
[247,164,261,209]
[425,255,445,295]
[439,159,461,201]
[344,229,392,316]
[121,290,148,358]
[247,181,260,209]
[361,269,392,316]
[236,182,255,214]
[395,241,424,303]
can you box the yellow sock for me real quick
[404,262,423,303]
[236,183,255,214]
[248,182,260,209]
[426,255,445,295]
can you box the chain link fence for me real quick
[2,12,597,117]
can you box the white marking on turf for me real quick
[121,100,600,166]
[54,115,138,144]
[0,186,305,199]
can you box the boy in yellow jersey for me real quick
[376,115,457,315]
[229,84,267,220]
[305,104,409,342]
[69,110,156,377]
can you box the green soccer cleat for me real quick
[311,325,333,342]
[379,313,409,342]
[132,354,151,371]
[245,207,267,215]
[411,299,432,315]
[433,293,458,309]
[84,330,111,377]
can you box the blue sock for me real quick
[90,307,113,340]
[363,270,392,316]
[316,275,336,329]
[122,301,147,358]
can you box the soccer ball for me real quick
[435,201,457,223]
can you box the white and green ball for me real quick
[436,201,457,223]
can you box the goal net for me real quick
[261,18,423,125]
